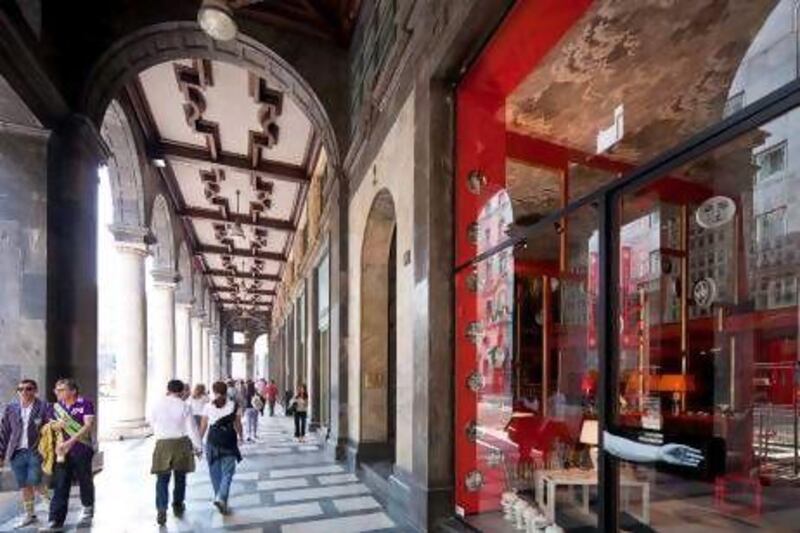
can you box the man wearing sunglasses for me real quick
[0,379,51,528]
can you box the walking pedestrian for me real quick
[291,384,309,442]
[199,381,242,515]
[265,379,278,417]
[0,379,51,528]
[187,384,209,429]
[149,379,202,526]
[42,378,95,531]
[242,381,261,442]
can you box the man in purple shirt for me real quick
[42,378,95,532]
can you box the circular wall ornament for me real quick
[465,321,484,345]
[486,448,503,467]
[465,421,478,442]
[467,371,485,392]
[466,170,487,195]
[465,271,478,293]
[467,222,479,245]
[693,277,718,308]
[465,470,484,492]
[696,196,736,229]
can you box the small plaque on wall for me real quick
[364,372,385,389]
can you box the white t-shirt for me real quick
[202,400,236,441]
[149,395,202,450]
[187,396,209,416]
[19,403,33,449]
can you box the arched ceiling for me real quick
[130,58,327,322]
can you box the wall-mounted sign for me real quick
[695,196,736,229]
[596,104,624,154]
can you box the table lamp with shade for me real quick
[580,419,599,470]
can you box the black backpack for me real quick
[207,410,238,450]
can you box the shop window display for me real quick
[455,0,800,530]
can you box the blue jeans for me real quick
[155,471,186,511]
[206,444,236,504]
[10,449,42,488]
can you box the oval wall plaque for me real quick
[695,196,736,229]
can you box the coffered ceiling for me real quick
[131,58,325,320]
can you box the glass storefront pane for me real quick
[455,205,601,529]
[611,108,800,530]
[456,0,800,529]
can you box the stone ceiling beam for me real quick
[160,141,310,184]
[205,269,280,282]
[197,245,285,263]
[178,207,295,231]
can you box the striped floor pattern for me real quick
[0,413,401,532]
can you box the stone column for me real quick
[201,323,210,385]
[110,227,151,438]
[327,171,349,461]
[209,333,221,381]
[46,116,107,400]
[149,269,178,396]
[174,300,193,383]
[190,311,204,386]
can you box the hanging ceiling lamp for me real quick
[229,189,246,239]
[198,0,238,42]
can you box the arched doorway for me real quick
[359,189,397,469]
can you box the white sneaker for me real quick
[16,514,37,528]
[77,506,93,525]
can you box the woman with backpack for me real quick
[198,381,242,515]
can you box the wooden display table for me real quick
[535,469,650,525]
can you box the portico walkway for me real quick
[0,415,402,532]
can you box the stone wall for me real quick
[347,90,415,469]
[0,75,48,395]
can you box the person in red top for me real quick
[265,379,279,417]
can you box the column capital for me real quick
[151,268,180,288]
[111,224,150,255]
[176,295,195,308]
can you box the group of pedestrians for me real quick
[0,377,96,531]
[0,375,310,529]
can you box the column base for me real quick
[107,420,152,440]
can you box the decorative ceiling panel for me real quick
[171,163,299,221]
[133,57,319,321]
[191,219,289,254]
[203,254,282,276]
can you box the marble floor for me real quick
[0,414,404,532]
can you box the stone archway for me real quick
[359,189,397,466]
[100,100,146,231]
[98,98,150,438]
[82,22,340,170]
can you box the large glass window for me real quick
[612,107,800,531]
[455,1,800,531]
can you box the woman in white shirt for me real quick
[198,381,242,515]
[187,384,209,428]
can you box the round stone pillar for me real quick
[201,323,210,385]
[190,311,204,386]
[111,229,151,438]
[174,301,193,383]
[209,333,220,381]
[149,269,178,395]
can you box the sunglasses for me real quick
[17,386,35,392]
